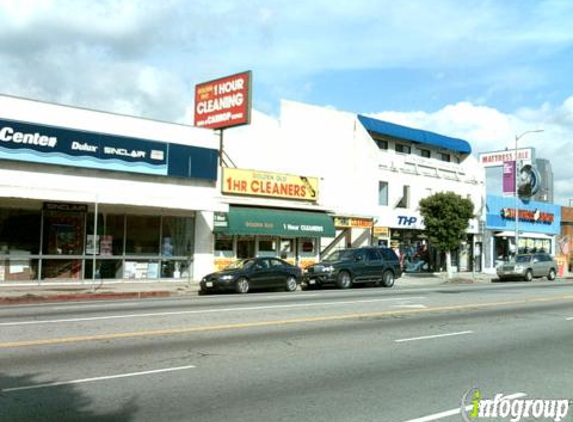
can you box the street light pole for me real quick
[514,130,544,258]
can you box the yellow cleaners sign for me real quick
[222,168,319,202]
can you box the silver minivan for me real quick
[496,253,558,281]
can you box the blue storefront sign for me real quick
[0,118,217,181]
[486,194,560,234]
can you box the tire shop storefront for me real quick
[213,168,336,271]
[484,194,561,270]
[0,95,222,283]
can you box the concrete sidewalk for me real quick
[0,272,499,305]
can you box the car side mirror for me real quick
[355,256,363,262]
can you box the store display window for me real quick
[0,208,41,255]
[126,216,160,255]
[258,236,277,257]
[43,210,85,255]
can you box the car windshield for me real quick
[515,255,532,263]
[225,259,255,270]
[324,249,357,262]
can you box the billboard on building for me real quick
[502,160,515,194]
[478,148,534,167]
[194,71,252,130]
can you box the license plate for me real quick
[309,280,316,285]
[206,282,213,288]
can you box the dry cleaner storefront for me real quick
[213,168,336,271]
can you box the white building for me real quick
[223,100,486,273]
[0,95,226,284]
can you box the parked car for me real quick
[302,247,402,290]
[200,257,302,294]
[496,253,557,281]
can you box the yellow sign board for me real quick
[334,217,373,229]
[222,168,319,201]
[373,226,390,236]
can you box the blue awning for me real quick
[357,115,471,155]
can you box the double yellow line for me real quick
[2,295,572,349]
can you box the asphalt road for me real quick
[1,280,572,422]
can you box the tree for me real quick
[418,192,474,279]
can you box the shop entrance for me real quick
[236,236,255,259]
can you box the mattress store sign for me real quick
[222,168,319,202]
[194,71,252,130]
[0,118,218,180]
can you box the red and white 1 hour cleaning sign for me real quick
[194,71,252,130]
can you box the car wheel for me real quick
[548,268,556,281]
[336,271,352,289]
[381,270,395,288]
[285,276,298,292]
[235,277,250,294]
[524,270,533,282]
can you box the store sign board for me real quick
[43,202,88,212]
[479,148,534,168]
[194,71,252,130]
[500,207,554,224]
[373,226,390,236]
[222,168,319,201]
[0,118,217,180]
[214,212,229,229]
[334,217,373,228]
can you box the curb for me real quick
[0,290,173,305]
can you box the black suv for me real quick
[302,247,402,290]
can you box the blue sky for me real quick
[1,0,573,203]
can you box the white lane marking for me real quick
[391,304,428,309]
[51,302,144,310]
[1,365,197,393]
[0,296,426,327]
[400,392,526,422]
[395,330,473,343]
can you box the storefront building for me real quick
[0,95,225,283]
[220,100,485,272]
[484,194,561,272]
[212,168,335,271]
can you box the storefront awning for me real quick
[215,206,336,237]
[494,231,553,239]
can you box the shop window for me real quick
[0,208,41,255]
[0,258,39,281]
[378,181,389,206]
[279,239,294,259]
[299,238,315,254]
[258,236,276,257]
[84,259,123,279]
[85,214,125,256]
[43,210,85,255]
[125,216,160,255]
[123,260,160,279]
[160,260,191,279]
[162,216,194,257]
[237,236,255,259]
[41,259,82,280]
[395,144,411,154]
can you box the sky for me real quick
[1,0,573,204]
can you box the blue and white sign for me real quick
[0,118,217,181]
[486,194,560,234]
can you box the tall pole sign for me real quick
[194,71,252,130]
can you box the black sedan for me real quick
[200,257,302,294]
